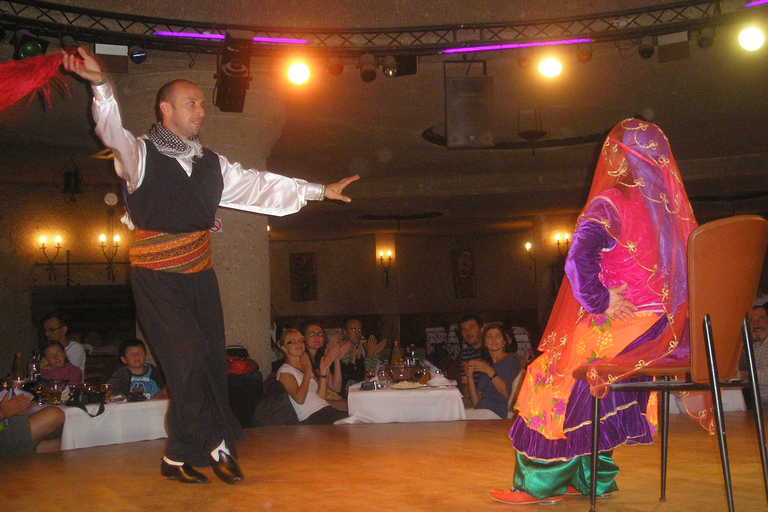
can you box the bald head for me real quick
[155,79,199,122]
[154,79,206,140]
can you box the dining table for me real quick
[335,382,467,424]
[59,397,169,450]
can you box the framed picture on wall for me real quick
[452,248,476,299]
[289,252,318,302]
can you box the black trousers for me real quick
[131,267,243,466]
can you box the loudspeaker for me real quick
[445,76,494,149]
[215,36,252,113]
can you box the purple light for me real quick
[155,31,307,44]
[744,0,768,6]
[442,37,592,54]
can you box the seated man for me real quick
[339,317,385,395]
[739,304,768,409]
[458,314,484,396]
[107,339,167,399]
[41,310,86,375]
[0,390,64,457]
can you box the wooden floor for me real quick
[2,412,767,512]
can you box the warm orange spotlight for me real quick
[539,57,562,77]
[287,62,310,84]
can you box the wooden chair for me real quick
[573,215,768,512]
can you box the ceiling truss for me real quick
[0,1,763,57]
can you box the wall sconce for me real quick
[100,234,120,282]
[555,233,570,255]
[39,236,62,280]
[525,242,537,283]
[60,157,82,202]
[379,250,392,289]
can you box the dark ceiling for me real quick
[1,1,768,240]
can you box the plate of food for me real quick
[390,381,426,390]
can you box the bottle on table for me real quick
[11,352,24,383]
[390,340,402,366]
[27,351,41,383]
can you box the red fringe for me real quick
[0,53,67,113]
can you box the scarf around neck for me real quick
[145,123,203,160]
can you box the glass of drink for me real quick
[35,384,47,404]
[129,383,146,402]
[101,383,113,400]
[376,364,391,388]
[45,380,66,405]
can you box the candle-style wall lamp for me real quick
[525,242,537,283]
[39,236,62,280]
[100,234,121,282]
[35,231,128,285]
[555,232,570,255]
[378,250,393,289]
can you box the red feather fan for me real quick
[0,53,67,113]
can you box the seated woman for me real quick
[301,321,350,402]
[276,329,348,425]
[40,341,82,386]
[464,324,521,420]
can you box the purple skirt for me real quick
[509,316,679,461]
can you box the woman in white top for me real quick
[276,329,348,425]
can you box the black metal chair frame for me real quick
[587,315,768,512]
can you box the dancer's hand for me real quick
[605,283,637,322]
[61,47,104,84]
[324,175,360,203]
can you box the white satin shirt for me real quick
[91,82,324,217]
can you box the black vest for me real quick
[125,141,224,233]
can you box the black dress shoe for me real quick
[209,450,244,485]
[160,460,209,484]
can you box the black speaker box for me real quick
[444,76,494,149]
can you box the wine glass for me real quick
[101,383,113,400]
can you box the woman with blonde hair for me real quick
[276,329,347,425]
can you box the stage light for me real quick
[13,31,49,60]
[60,36,79,55]
[696,27,715,49]
[214,35,252,112]
[518,55,532,68]
[382,55,397,77]
[327,57,344,76]
[538,57,562,77]
[638,37,655,59]
[287,62,310,84]
[129,46,147,64]
[359,54,377,82]
[576,46,593,63]
[739,27,765,51]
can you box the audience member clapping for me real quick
[301,321,350,401]
[276,329,348,425]
[0,389,64,457]
[340,317,386,394]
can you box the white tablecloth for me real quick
[337,385,466,424]
[60,398,169,450]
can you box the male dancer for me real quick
[62,48,358,485]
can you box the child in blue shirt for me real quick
[107,339,167,399]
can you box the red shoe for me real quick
[489,488,563,505]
